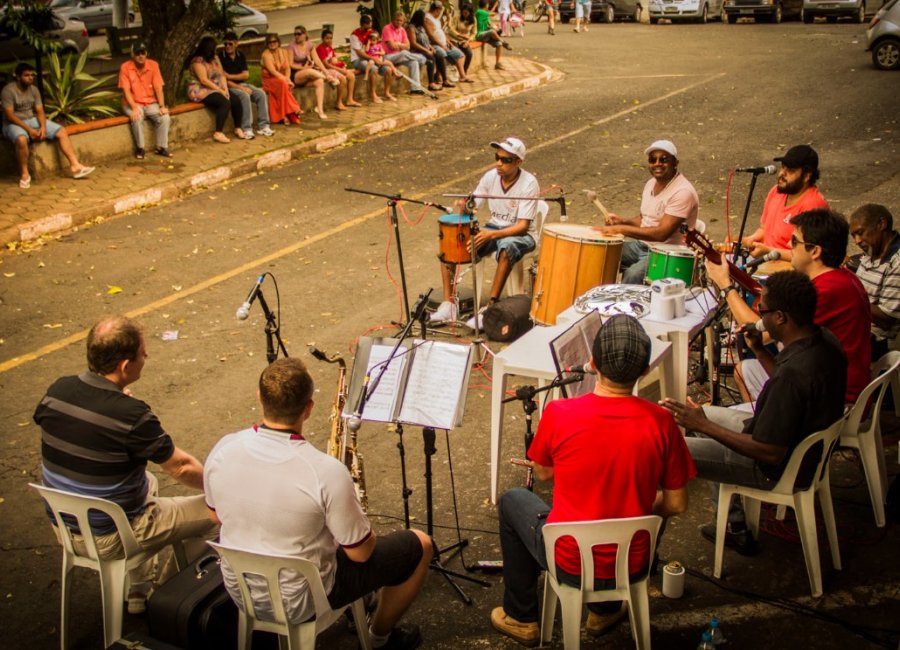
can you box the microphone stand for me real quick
[346,187,451,329]
[257,289,288,364]
[733,171,765,262]
[502,372,585,490]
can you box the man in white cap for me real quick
[430,137,540,328]
[598,139,699,285]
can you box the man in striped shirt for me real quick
[33,315,216,613]
[850,204,900,361]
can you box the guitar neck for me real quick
[684,230,761,296]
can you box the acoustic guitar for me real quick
[682,227,762,297]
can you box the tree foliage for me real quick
[137,0,218,106]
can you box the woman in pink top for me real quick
[287,25,329,120]
[260,33,301,126]
[186,36,243,143]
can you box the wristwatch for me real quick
[720,285,736,299]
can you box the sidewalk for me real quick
[0,57,559,249]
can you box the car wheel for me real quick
[128,12,135,23]
[855,3,865,22]
[604,3,615,21]
[872,39,900,70]
[633,4,642,21]
[727,12,738,22]
[826,14,837,22]
[699,4,708,22]
[802,8,813,23]
[773,3,782,22]
[650,15,659,22]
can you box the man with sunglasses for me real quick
[430,137,539,327]
[741,144,828,262]
[219,32,274,139]
[662,271,847,556]
[119,42,172,159]
[708,209,870,406]
[597,139,699,285]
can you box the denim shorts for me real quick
[476,31,501,47]
[477,225,536,264]
[433,45,464,63]
[352,59,391,75]
[3,116,63,142]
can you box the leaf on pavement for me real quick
[3,272,14,278]
[43,323,63,329]
[107,285,123,295]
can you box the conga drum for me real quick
[645,244,697,285]
[438,214,475,264]
[531,225,624,325]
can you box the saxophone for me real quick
[309,346,368,511]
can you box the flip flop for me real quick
[19,176,31,189]
[73,166,95,179]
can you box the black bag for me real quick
[482,295,533,342]
[107,632,184,649]
[147,553,238,650]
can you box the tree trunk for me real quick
[139,0,218,106]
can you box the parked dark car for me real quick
[0,11,89,63]
[723,0,803,22]
[802,0,874,23]
[558,0,644,23]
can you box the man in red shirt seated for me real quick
[491,315,696,647]
[741,144,828,262]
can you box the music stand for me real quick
[548,310,603,399]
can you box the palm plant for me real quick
[42,51,120,124]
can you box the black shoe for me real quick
[410,89,426,95]
[378,624,422,650]
[502,41,512,50]
[700,523,759,557]
[154,147,173,158]
[135,148,145,160]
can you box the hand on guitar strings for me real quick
[705,256,732,290]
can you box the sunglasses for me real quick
[267,40,279,44]
[294,32,305,36]
[495,154,517,164]
[648,155,671,164]
[790,234,817,249]
[757,307,778,316]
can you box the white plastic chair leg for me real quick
[629,582,651,650]
[713,486,732,579]
[539,574,558,644]
[238,611,252,650]
[792,492,823,598]
[817,478,842,570]
[743,496,762,539]
[97,559,127,647]
[350,599,373,650]
[559,589,583,650]
[296,622,316,650]
[60,555,74,650]
[858,430,888,527]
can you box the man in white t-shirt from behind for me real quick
[430,137,540,329]
[598,139,699,284]
[204,358,432,650]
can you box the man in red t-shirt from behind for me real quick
[491,315,696,647]
[742,144,828,262]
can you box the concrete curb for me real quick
[5,61,561,249]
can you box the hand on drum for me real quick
[473,228,494,248]
[595,224,624,236]
[659,397,708,431]
[705,257,732,289]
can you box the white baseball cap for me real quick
[644,139,678,159]
[490,137,526,161]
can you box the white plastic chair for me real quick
[713,416,845,597]
[841,351,900,527]
[540,515,662,650]
[30,482,187,649]
[694,218,707,235]
[207,541,372,650]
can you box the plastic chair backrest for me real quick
[542,515,662,593]
[694,219,707,235]
[769,417,845,495]
[29,483,142,562]
[844,351,900,435]
[207,541,333,627]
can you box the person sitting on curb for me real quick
[424,1,472,86]
[408,9,444,92]
[315,29,363,109]
[218,31,274,139]
[475,0,512,71]
[2,62,94,188]
[261,33,303,126]
[350,14,396,104]
[287,26,330,120]
[381,10,429,96]
[187,36,244,143]
[447,3,477,77]
[118,42,172,160]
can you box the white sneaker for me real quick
[243,129,255,140]
[127,582,153,615]
[465,305,489,330]
[429,301,458,324]
[257,126,275,137]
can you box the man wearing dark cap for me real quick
[430,137,540,327]
[118,43,172,159]
[492,315,696,646]
[742,144,828,262]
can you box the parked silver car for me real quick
[649,0,726,22]
[801,0,873,23]
[0,11,89,62]
[867,0,900,70]
[227,2,269,40]
[48,0,135,34]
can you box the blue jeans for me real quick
[3,116,62,142]
[433,44,464,64]
[123,102,170,150]
[228,84,269,131]
[385,51,425,87]
[621,240,649,284]
[477,225,535,265]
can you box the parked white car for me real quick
[48,0,135,34]
[649,0,726,22]
[867,0,900,70]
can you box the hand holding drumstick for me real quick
[584,189,624,226]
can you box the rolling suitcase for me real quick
[147,553,238,650]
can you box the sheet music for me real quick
[398,340,472,429]
[359,344,407,423]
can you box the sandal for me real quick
[19,175,31,189]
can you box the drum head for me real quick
[574,284,652,319]
[543,223,624,244]
[650,244,695,258]
[438,214,474,225]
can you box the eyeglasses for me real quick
[294,32,305,36]
[266,39,279,45]
[134,50,147,56]
[790,234,817,249]
[495,154,516,164]
[757,307,779,316]
[648,155,671,164]
[224,41,236,46]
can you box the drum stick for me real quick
[582,190,610,223]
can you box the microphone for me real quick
[744,250,781,270]
[235,274,265,320]
[563,362,596,375]
[735,165,777,175]
[739,319,765,334]
[425,201,453,214]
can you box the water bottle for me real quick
[708,617,726,646]
[697,631,715,650]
